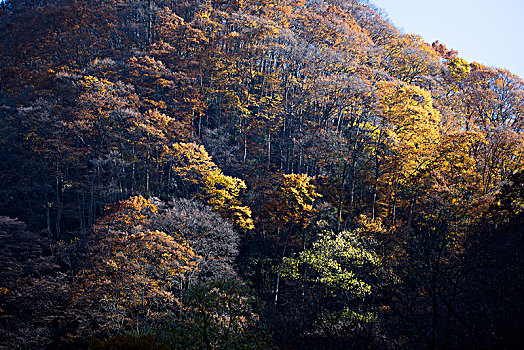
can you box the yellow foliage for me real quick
[270,173,322,229]
[376,81,441,181]
[77,197,201,332]
[447,57,470,90]
[162,143,254,231]
[103,195,157,229]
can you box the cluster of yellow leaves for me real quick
[377,81,440,160]
[103,195,157,230]
[162,143,254,231]
[81,75,113,89]
[269,173,322,230]
[0,287,8,313]
[107,229,198,282]
[446,57,470,91]
[156,8,209,50]
[376,81,441,190]
[368,81,443,223]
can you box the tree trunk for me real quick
[55,174,62,239]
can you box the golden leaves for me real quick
[162,143,254,231]
[103,195,157,229]
[269,173,322,229]
[77,196,200,331]
[376,81,441,179]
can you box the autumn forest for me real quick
[0,0,523,349]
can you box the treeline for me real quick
[0,0,523,348]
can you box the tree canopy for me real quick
[0,0,523,349]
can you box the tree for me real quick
[267,173,322,231]
[281,228,381,345]
[382,34,441,85]
[445,57,470,91]
[0,216,73,349]
[162,142,254,231]
[74,196,199,336]
[156,279,273,350]
[149,198,240,281]
[373,81,441,224]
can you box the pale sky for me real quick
[370,0,524,79]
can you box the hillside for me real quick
[1,0,523,348]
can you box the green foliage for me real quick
[282,229,380,330]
